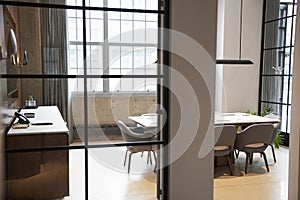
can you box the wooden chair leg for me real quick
[152,150,157,172]
[141,151,144,157]
[128,152,134,173]
[250,153,253,165]
[270,144,277,163]
[226,155,234,176]
[147,151,152,165]
[261,152,270,172]
[245,153,249,174]
[124,150,128,167]
[235,150,240,158]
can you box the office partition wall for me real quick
[0,0,169,199]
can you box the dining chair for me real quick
[214,125,237,176]
[117,120,156,173]
[264,114,281,163]
[234,123,274,174]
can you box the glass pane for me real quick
[287,105,291,133]
[261,102,280,116]
[280,104,288,133]
[4,6,82,75]
[121,47,133,69]
[121,12,133,20]
[88,146,157,198]
[87,45,103,75]
[134,21,146,43]
[108,20,121,42]
[133,47,145,68]
[261,76,283,103]
[109,46,121,69]
[145,47,158,66]
[264,19,286,49]
[286,17,293,45]
[265,1,281,21]
[283,48,291,75]
[262,49,284,75]
[6,148,85,199]
[68,45,84,75]
[86,0,104,7]
[86,12,104,42]
[121,20,133,43]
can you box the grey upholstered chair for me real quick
[267,123,280,163]
[117,120,156,173]
[234,123,274,174]
[264,114,281,163]
[214,125,237,175]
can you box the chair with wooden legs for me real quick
[234,123,274,174]
[214,125,237,176]
[117,120,156,173]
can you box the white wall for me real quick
[217,0,263,112]
[289,4,300,199]
[169,0,217,199]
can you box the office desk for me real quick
[7,106,69,199]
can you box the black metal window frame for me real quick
[0,0,170,199]
[259,0,296,146]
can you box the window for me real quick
[260,0,297,144]
[67,0,158,92]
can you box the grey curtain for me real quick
[40,0,68,120]
[262,0,280,114]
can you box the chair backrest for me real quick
[264,114,281,143]
[269,123,280,143]
[117,120,152,142]
[215,125,237,150]
[234,123,274,150]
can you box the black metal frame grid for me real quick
[0,0,170,199]
[259,0,296,146]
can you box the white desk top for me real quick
[8,106,69,135]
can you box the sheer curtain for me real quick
[40,0,69,121]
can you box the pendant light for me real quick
[216,0,253,65]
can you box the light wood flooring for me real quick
[64,145,289,200]
[214,146,289,200]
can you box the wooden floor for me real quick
[64,145,289,200]
[214,146,289,200]
[64,147,157,200]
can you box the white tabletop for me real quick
[129,112,280,128]
[215,112,280,126]
[129,114,158,128]
[8,106,69,135]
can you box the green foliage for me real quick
[261,104,273,117]
[245,109,257,116]
[274,130,284,148]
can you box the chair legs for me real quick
[226,155,234,176]
[270,144,277,163]
[261,152,270,172]
[127,152,136,173]
[244,152,270,174]
[245,153,250,174]
[124,150,157,173]
[249,153,253,165]
[124,150,128,166]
